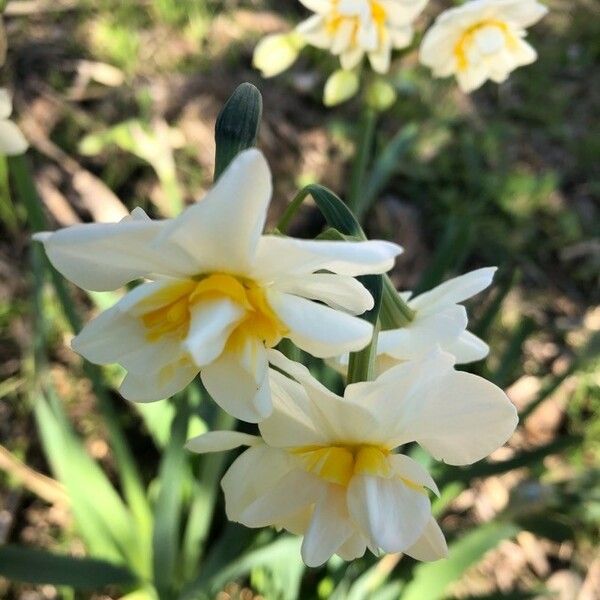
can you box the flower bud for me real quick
[323,69,359,107]
[365,78,397,112]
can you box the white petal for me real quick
[442,330,489,364]
[301,485,354,567]
[298,0,331,15]
[389,454,440,497]
[376,305,469,362]
[155,149,271,275]
[340,47,365,70]
[33,215,194,291]
[496,0,548,28]
[201,339,271,423]
[347,474,431,553]
[404,517,448,562]
[336,533,368,561]
[269,291,373,358]
[184,299,245,366]
[260,369,329,448]
[0,89,12,119]
[297,15,331,49]
[120,357,198,402]
[273,273,374,315]
[222,446,323,527]
[406,370,519,465]
[0,119,28,155]
[253,236,402,279]
[409,267,497,314]
[186,431,261,454]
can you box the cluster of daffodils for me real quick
[0,11,28,155]
[253,0,547,105]
[36,148,518,566]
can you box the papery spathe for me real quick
[187,348,518,566]
[34,149,402,422]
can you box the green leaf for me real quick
[34,389,144,571]
[401,522,520,600]
[152,397,191,597]
[214,83,263,180]
[0,545,137,588]
[362,123,418,215]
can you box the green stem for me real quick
[347,320,380,384]
[380,275,415,330]
[276,187,313,234]
[348,106,377,219]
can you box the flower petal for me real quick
[155,149,271,274]
[254,235,402,279]
[404,517,448,562]
[273,273,374,315]
[347,474,431,553]
[0,119,28,155]
[269,291,373,357]
[442,329,489,363]
[301,485,355,567]
[184,299,245,367]
[33,211,194,291]
[201,339,271,423]
[405,370,518,465]
[185,431,261,454]
[409,267,497,314]
[389,454,440,496]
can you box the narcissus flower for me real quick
[332,267,496,374]
[298,0,428,74]
[420,0,547,92]
[34,150,401,422]
[0,89,28,155]
[187,348,518,566]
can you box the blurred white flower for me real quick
[34,149,401,422]
[333,268,497,374]
[298,0,428,74]
[253,31,305,78]
[0,88,28,155]
[420,0,547,92]
[187,348,518,566]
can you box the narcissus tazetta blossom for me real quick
[187,348,518,566]
[334,267,496,374]
[298,0,428,74]
[420,0,547,92]
[0,89,28,155]
[34,150,401,422]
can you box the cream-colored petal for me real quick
[0,119,28,155]
[441,330,489,364]
[186,431,261,454]
[184,299,245,367]
[33,215,193,291]
[269,291,373,358]
[273,273,374,315]
[404,517,448,562]
[155,149,272,275]
[301,485,355,567]
[388,454,440,496]
[0,89,12,119]
[409,267,497,314]
[201,339,271,423]
[347,474,431,553]
[253,236,402,279]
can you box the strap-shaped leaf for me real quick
[0,545,137,588]
[214,83,263,180]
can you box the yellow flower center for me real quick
[137,273,287,349]
[454,20,517,71]
[326,1,388,44]
[293,444,394,487]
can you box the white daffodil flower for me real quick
[332,267,496,375]
[420,0,547,92]
[0,88,28,155]
[187,348,518,567]
[298,0,428,74]
[34,149,402,422]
